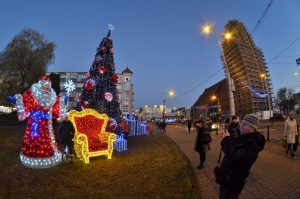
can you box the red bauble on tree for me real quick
[86,72,90,78]
[84,79,95,92]
[112,74,118,84]
[81,101,90,109]
[101,46,106,52]
[110,48,114,55]
[98,66,107,74]
[107,118,117,132]
[104,92,113,102]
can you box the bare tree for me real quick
[274,87,295,114]
[0,28,56,104]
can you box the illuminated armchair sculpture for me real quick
[68,109,116,163]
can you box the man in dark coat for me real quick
[58,115,75,155]
[195,120,211,169]
[187,120,192,133]
[216,114,266,198]
[161,120,167,133]
[227,115,241,138]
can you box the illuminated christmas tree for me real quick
[80,27,121,121]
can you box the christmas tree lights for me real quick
[79,26,121,122]
[68,109,116,163]
[244,84,268,98]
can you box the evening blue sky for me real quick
[1,0,300,109]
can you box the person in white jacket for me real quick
[284,112,298,158]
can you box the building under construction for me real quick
[192,79,229,121]
[222,20,272,117]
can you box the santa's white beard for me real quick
[31,83,56,108]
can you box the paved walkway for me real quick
[165,124,300,199]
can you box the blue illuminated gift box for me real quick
[114,134,127,152]
[126,114,147,136]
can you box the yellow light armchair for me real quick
[68,109,116,163]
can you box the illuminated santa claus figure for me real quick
[12,76,67,169]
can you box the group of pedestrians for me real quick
[191,112,300,198]
[193,114,266,199]
[156,120,167,133]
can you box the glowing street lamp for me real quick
[201,23,235,116]
[260,73,266,79]
[224,32,233,40]
[211,95,217,101]
[163,90,175,119]
[211,95,221,118]
[201,24,212,35]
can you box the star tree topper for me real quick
[108,24,115,31]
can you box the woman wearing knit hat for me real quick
[215,114,266,198]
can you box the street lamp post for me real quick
[261,73,272,118]
[163,90,174,119]
[202,24,236,117]
[162,98,166,119]
[211,95,220,119]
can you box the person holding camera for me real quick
[227,115,241,138]
[215,114,265,198]
[194,119,212,169]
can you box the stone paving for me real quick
[165,124,300,199]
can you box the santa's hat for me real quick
[39,76,51,82]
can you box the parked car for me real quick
[270,113,285,121]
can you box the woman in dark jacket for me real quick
[195,120,211,169]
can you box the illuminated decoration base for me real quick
[68,109,116,163]
[20,152,61,169]
[126,114,147,136]
[13,77,65,169]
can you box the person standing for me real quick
[227,115,241,138]
[216,114,265,198]
[224,118,231,130]
[284,112,298,158]
[161,120,167,133]
[156,120,161,133]
[187,120,192,133]
[58,115,75,157]
[194,120,211,169]
[121,118,129,138]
